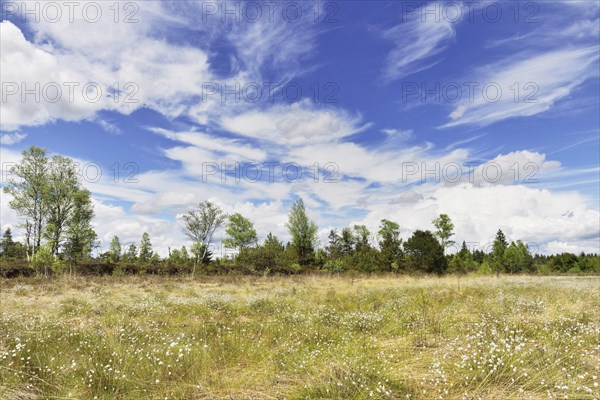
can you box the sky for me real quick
[0,0,599,257]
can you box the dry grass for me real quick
[1,274,598,399]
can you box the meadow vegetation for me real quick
[1,274,598,399]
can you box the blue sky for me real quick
[1,0,599,256]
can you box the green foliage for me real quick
[491,229,509,274]
[182,201,226,271]
[0,228,25,259]
[237,233,296,274]
[476,261,494,275]
[44,155,81,255]
[340,227,355,255]
[63,189,97,263]
[550,253,578,272]
[139,232,153,263]
[285,198,318,265]
[351,247,383,273]
[495,229,509,248]
[323,257,346,273]
[352,225,371,252]
[378,219,403,271]
[223,212,258,252]
[404,230,447,274]
[432,213,455,251]
[3,146,50,257]
[503,241,534,273]
[108,236,122,263]
[3,146,96,260]
[123,244,137,263]
[30,245,55,276]
[449,253,466,275]
[325,229,343,259]
[2,148,598,278]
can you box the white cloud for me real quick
[352,183,599,255]
[381,1,459,82]
[0,132,27,145]
[381,128,412,139]
[0,0,215,131]
[441,46,600,128]
[545,240,599,255]
[220,100,369,146]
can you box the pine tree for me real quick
[326,229,343,259]
[0,228,16,259]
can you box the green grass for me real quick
[1,275,598,399]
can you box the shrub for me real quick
[31,245,55,276]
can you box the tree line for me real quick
[1,146,598,277]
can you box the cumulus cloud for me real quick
[0,132,27,145]
[0,16,213,131]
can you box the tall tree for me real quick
[492,229,509,275]
[285,198,318,265]
[108,235,122,263]
[4,147,94,259]
[223,213,257,253]
[3,146,49,259]
[495,229,509,248]
[340,227,355,255]
[404,230,447,274]
[124,243,137,263]
[180,246,189,262]
[378,219,402,270]
[432,213,455,252]
[44,155,80,256]
[0,228,16,259]
[63,189,97,264]
[504,240,533,273]
[458,240,470,259]
[325,229,343,259]
[139,232,153,262]
[353,225,371,252]
[182,201,227,275]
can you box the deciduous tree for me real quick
[432,213,455,252]
[182,201,226,275]
[3,146,50,259]
[285,198,318,265]
[223,213,257,253]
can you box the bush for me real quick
[0,260,34,278]
[75,260,114,275]
[31,246,55,276]
[323,258,346,273]
[536,263,552,275]
[567,266,582,274]
[476,261,493,275]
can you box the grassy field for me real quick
[1,275,598,400]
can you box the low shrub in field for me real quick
[0,260,33,278]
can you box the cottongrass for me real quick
[0,274,598,399]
